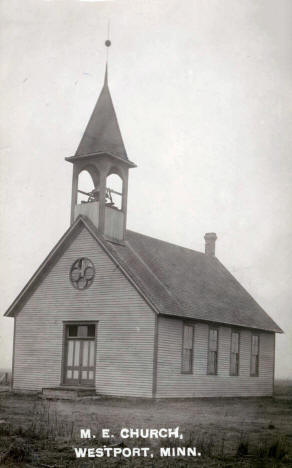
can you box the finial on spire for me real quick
[104,20,111,86]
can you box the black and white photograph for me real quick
[0,0,292,466]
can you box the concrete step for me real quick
[42,386,97,400]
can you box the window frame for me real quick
[69,257,95,291]
[181,323,194,374]
[230,329,240,376]
[207,326,219,375]
[250,333,260,377]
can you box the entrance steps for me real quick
[42,386,98,400]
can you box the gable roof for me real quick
[4,216,282,333]
[111,231,283,333]
[74,67,128,160]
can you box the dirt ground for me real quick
[0,381,292,467]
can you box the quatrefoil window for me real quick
[70,258,95,290]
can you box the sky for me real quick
[0,0,292,378]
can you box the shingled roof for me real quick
[107,229,282,333]
[4,216,282,334]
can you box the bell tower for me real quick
[65,47,136,243]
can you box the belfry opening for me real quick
[106,172,123,210]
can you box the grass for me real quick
[0,381,292,466]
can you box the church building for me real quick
[4,54,282,398]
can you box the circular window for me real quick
[70,258,95,290]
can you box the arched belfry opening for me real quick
[77,169,96,204]
[71,165,101,230]
[106,172,123,210]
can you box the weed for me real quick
[195,431,214,457]
[255,440,268,458]
[268,438,288,459]
[0,438,32,464]
[236,440,249,457]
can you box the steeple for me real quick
[74,63,128,161]
[66,40,136,243]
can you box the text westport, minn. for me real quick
[73,428,202,458]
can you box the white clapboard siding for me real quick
[13,226,155,397]
[156,316,274,398]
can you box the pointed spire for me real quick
[104,62,108,86]
[74,78,128,160]
[72,29,133,162]
[74,39,128,162]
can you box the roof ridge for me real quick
[126,229,204,256]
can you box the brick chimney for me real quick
[204,233,217,257]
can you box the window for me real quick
[207,327,218,375]
[67,324,96,338]
[182,324,194,373]
[230,331,240,376]
[251,334,259,376]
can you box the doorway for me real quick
[63,323,96,386]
